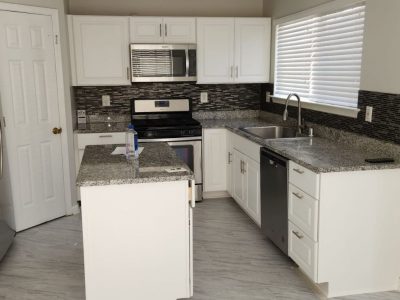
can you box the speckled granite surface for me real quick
[76,143,194,187]
[75,122,129,134]
[198,116,400,173]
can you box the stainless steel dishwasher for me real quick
[260,148,289,255]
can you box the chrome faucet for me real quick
[283,93,304,134]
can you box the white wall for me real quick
[264,0,400,95]
[360,0,400,94]
[69,0,264,17]
[0,0,78,209]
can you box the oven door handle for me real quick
[139,137,202,143]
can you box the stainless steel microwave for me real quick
[130,44,197,82]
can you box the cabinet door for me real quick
[226,131,233,196]
[130,17,164,43]
[163,17,196,44]
[232,150,246,207]
[243,157,261,226]
[203,129,227,192]
[197,18,235,84]
[234,18,271,83]
[70,16,130,86]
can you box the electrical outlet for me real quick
[266,91,271,102]
[200,92,208,103]
[102,95,111,107]
[77,110,87,124]
[365,106,373,122]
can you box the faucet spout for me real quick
[282,93,303,134]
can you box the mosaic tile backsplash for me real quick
[74,82,263,116]
[261,87,400,145]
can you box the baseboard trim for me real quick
[203,191,230,199]
[70,204,81,215]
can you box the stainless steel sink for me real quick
[241,126,300,139]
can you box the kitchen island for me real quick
[76,143,195,300]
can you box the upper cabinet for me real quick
[197,18,235,84]
[197,17,271,84]
[68,16,131,86]
[130,17,196,44]
[235,18,271,83]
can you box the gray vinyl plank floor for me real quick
[0,197,398,300]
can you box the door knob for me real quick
[52,127,62,135]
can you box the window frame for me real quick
[270,0,366,118]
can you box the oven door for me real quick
[139,137,203,200]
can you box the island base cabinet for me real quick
[80,181,193,300]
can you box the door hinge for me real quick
[54,34,59,45]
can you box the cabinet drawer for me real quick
[289,222,318,282]
[289,161,320,199]
[77,132,126,149]
[288,184,319,241]
[232,132,261,163]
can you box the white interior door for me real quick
[0,11,66,231]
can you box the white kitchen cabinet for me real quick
[197,17,271,84]
[226,131,234,196]
[232,148,261,226]
[234,18,271,83]
[197,18,235,84]
[243,156,261,224]
[287,162,400,298]
[130,17,196,44]
[68,16,131,86]
[203,129,227,193]
[164,17,196,43]
[232,149,246,207]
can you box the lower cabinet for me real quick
[203,129,261,226]
[203,129,227,193]
[232,149,261,226]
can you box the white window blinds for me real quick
[274,4,365,108]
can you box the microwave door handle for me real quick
[185,48,189,77]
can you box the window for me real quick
[274,4,366,109]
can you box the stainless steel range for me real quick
[131,98,203,201]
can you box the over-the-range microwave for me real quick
[130,44,197,82]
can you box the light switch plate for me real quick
[365,106,373,122]
[102,95,111,107]
[200,92,208,103]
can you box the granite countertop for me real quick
[198,118,400,173]
[75,122,130,134]
[76,143,194,187]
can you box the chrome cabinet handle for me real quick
[293,168,305,174]
[230,66,234,78]
[0,119,3,179]
[235,66,239,78]
[228,152,232,164]
[242,161,246,173]
[292,231,304,239]
[292,192,304,199]
[165,24,167,36]
[99,135,113,138]
[127,67,130,80]
[240,160,243,174]
[160,24,162,37]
